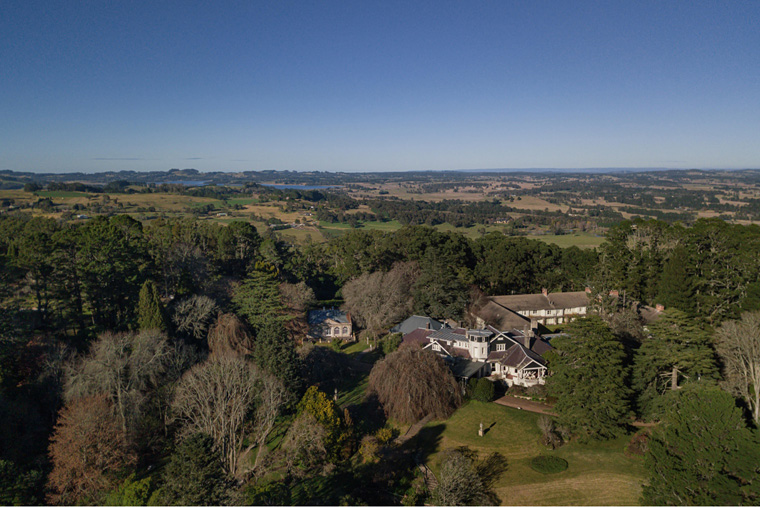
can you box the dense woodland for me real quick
[3,184,760,504]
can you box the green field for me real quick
[36,190,90,198]
[528,232,607,249]
[414,401,645,505]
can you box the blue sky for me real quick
[1,1,759,173]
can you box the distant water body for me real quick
[161,180,208,186]
[262,184,339,190]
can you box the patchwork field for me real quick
[413,401,645,506]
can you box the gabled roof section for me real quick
[490,291,589,312]
[500,344,547,370]
[472,300,532,330]
[402,328,434,346]
[308,308,351,325]
[428,328,468,343]
[390,315,445,335]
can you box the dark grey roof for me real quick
[450,359,488,379]
[428,328,468,343]
[308,308,350,325]
[390,315,444,334]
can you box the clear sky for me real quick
[1,0,759,173]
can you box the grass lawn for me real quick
[528,232,607,249]
[413,401,645,506]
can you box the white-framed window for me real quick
[342,326,348,334]
[326,327,331,335]
[497,343,505,351]
[334,327,340,335]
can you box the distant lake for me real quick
[161,180,208,186]
[262,184,339,190]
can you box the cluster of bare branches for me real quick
[64,330,179,438]
[171,294,219,341]
[715,311,760,423]
[342,261,419,337]
[170,355,288,477]
[47,395,136,505]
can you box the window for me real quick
[497,343,505,351]
[326,327,331,335]
[343,326,348,335]
[334,327,340,335]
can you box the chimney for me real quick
[585,287,591,294]
[523,334,531,348]
[426,321,430,330]
[655,303,665,312]
[542,288,548,296]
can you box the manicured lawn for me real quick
[528,232,606,249]
[413,401,645,506]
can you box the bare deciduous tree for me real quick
[715,311,760,423]
[171,295,219,341]
[64,330,175,437]
[342,261,419,337]
[207,312,254,358]
[368,344,461,424]
[171,355,287,477]
[537,415,562,449]
[433,449,497,506]
[48,395,136,505]
[279,282,315,312]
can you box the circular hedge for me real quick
[530,455,568,474]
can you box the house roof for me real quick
[450,359,488,379]
[402,328,434,346]
[428,328,468,343]
[490,291,589,312]
[390,315,445,335]
[500,344,547,370]
[308,308,351,325]
[471,300,532,330]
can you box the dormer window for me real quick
[497,343,505,351]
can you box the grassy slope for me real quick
[415,401,644,506]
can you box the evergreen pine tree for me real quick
[545,316,631,441]
[252,319,302,396]
[232,267,287,332]
[657,246,696,314]
[632,309,718,419]
[642,385,760,505]
[158,433,229,505]
[137,280,167,331]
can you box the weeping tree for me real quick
[368,344,461,424]
[207,313,254,358]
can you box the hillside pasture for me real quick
[413,401,645,506]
